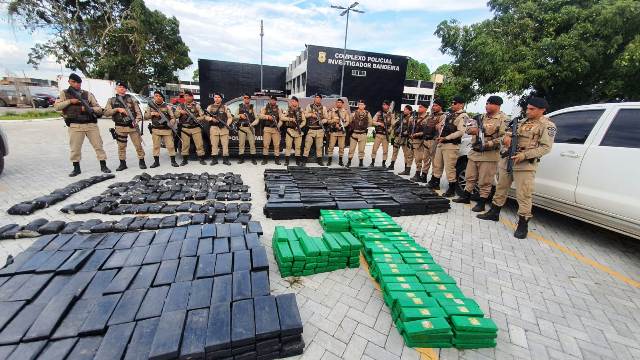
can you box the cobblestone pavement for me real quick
[1,119,639,360]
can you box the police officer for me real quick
[405,105,426,180]
[410,100,446,181]
[174,90,207,165]
[478,97,556,239]
[429,96,468,196]
[390,105,412,171]
[205,93,233,165]
[54,73,111,177]
[104,82,146,171]
[303,94,329,166]
[259,95,284,165]
[348,99,372,167]
[453,95,507,211]
[144,90,179,168]
[370,100,395,167]
[236,93,259,165]
[282,96,306,166]
[327,98,352,166]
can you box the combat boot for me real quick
[382,160,386,168]
[251,154,257,165]
[327,157,332,166]
[388,160,394,169]
[238,154,245,164]
[368,160,374,167]
[359,159,364,167]
[399,166,410,175]
[420,173,428,183]
[69,162,81,177]
[180,157,188,166]
[199,156,206,165]
[99,160,111,173]
[295,156,301,166]
[514,216,529,239]
[150,156,160,168]
[116,160,127,171]
[472,198,486,212]
[317,157,324,166]
[223,157,231,165]
[427,176,440,190]
[338,158,344,167]
[477,204,501,221]
[170,156,179,167]
[347,158,353,167]
[284,156,290,166]
[274,155,281,165]
[443,182,457,197]
[410,173,421,182]
[139,159,147,169]
[452,190,471,204]
[210,157,218,166]
[301,156,308,167]
[261,155,268,165]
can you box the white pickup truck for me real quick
[524,102,640,239]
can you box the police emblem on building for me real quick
[318,51,326,63]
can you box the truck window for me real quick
[600,109,640,149]
[549,110,603,144]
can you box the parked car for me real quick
[0,126,8,175]
[0,88,49,108]
[126,92,150,115]
[34,93,56,106]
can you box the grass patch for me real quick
[0,110,61,120]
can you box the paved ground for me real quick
[1,119,639,360]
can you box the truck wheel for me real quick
[455,157,468,196]
[0,155,4,176]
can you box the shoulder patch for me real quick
[547,127,556,138]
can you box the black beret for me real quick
[336,98,344,103]
[452,95,465,104]
[243,93,251,97]
[433,98,445,108]
[213,92,222,97]
[527,97,549,109]
[314,94,322,99]
[153,90,165,100]
[184,90,193,96]
[270,95,278,100]
[404,105,413,111]
[382,100,391,106]
[116,81,128,89]
[69,73,82,83]
[357,99,365,103]
[487,95,503,106]
[291,96,299,102]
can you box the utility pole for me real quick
[260,20,264,92]
[331,2,364,97]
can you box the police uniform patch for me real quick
[547,127,557,137]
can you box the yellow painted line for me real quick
[359,255,439,360]
[500,219,640,289]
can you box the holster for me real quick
[109,128,117,140]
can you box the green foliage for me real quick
[7,0,192,92]
[193,69,199,82]
[406,59,431,81]
[432,64,474,104]
[0,110,61,120]
[435,0,640,110]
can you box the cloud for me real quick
[354,0,489,12]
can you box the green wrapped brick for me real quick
[402,317,452,335]
[423,283,460,294]
[398,306,447,322]
[450,316,498,333]
[322,233,342,252]
[372,254,404,263]
[442,304,484,317]
[409,263,443,272]
[383,282,424,294]
[299,234,320,256]
[288,241,306,260]
[436,297,479,308]
[377,263,416,277]
[275,242,294,262]
[417,271,457,284]
[393,294,438,309]
[381,275,420,285]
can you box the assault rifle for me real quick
[148,102,178,136]
[66,88,98,125]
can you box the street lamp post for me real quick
[260,20,264,92]
[331,2,364,97]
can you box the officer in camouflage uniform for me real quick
[259,96,284,165]
[478,97,556,239]
[144,91,179,168]
[453,95,507,211]
[103,82,146,171]
[348,99,373,167]
[236,93,259,165]
[370,100,395,167]
[327,98,352,166]
[429,96,468,197]
[389,105,412,172]
[282,96,306,166]
[303,94,329,166]
[205,93,234,165]
[174,90,207,165]
[54,73,111,177]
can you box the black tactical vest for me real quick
[63,89,95,124]
[111,94,136,127]
[440,112,462,144]
[151,102,172,129]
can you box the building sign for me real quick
[325,52,402,72]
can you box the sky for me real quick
[0,0,493,82]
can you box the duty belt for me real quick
[309,126,322,130]
[353,130,366,134]
[182,124,198,129]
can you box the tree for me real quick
[193,69,199,82]
[432,64,474,104]
[435,0,640,110]
[406,59,431,81]
[6,0,192,92]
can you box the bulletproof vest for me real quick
[286,108,302,129]
[352,111,369,131]
[151,102,172,129]
[209,104,228,128]
[423,112,440,139]
[375,111,391,134]
[238,103,254,126]
[179,102,200,126]
[264,104,280,127]
[333,108,347,131]
[394,114,409,135]
[440,111,462,144]
[308,104,323,127]
[63,89,94,124]
[111,94,136,127]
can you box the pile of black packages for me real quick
[263,167,450,219]
[0,223,304,360]
[6,174,116,215]
[60,172,252,216]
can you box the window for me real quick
[600,109,640,149]
[418,94,432,102]
[549,110,603,144]
[402,93,416,102]
[352,70,366,77]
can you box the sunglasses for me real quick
[243,96,250,99]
